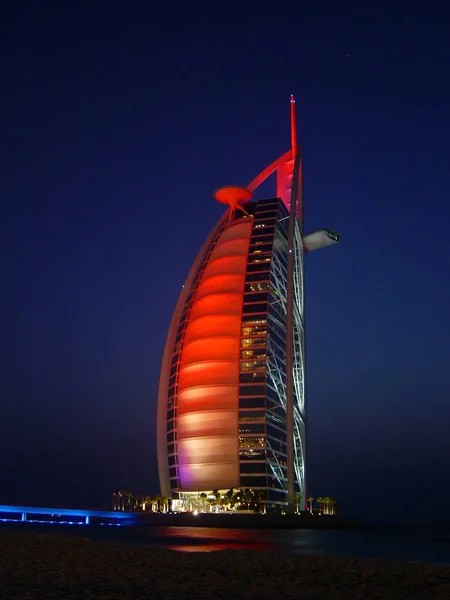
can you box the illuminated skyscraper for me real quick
[157,97,339,511]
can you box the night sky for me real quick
[2,1,449,524]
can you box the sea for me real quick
[2,521,450,566]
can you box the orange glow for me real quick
[195,273,243,298]
[177,410,237,437]
[177,218,253,491]
[181,337,238,364]
[202,255,248,279]
[184,314,241,343]
[188,293,242,321]
[177,386,236,414]
[178,361,237,388]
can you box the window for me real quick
[250,235,274,246]
[243,292,269,303]
[267,439,287,454]
[241,328,266,338]
[167,443,175,454]
[241,321,266,336]
[255,218,276,228]
[239,411,265,421]
[239,423,265,434]
[243,303,268,314]
[246,272,270,282]
[240,462,267,474]
[239,396,265,408]
[257,199,279,208]
[267,449,287,464]
[252,239,273,246]
[240,372,265,384]
[168,455,176,466]
[167,431,175,443]
[247,263,271,273]
[266,385,281,403]
[267,423,287,443]
[239,384,265,396]
[267,411,285,426]
[254,226,275,236]
[241,337,266,349]
[245,282,271,293]
[257,210,277,219]
[268,328,285,350]
[240,349,266,360]
[239,449,266,460]
[248,255,272,264]
[167,409,174,420]
[167,419,174,433]
[169,467,177,478]
[240,359,266,372]
[240,476,267,487]
[249,244,273,254]
[239,435,265,448]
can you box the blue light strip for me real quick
[0,504,136,525]
[0,517,123,526]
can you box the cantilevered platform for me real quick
[0,504,137,525]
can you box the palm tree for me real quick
[308,496,314,514]
[329,498,337,515]
[242,488,255,511]
[211,489,221,512]
[252,489,264,513]
[118,491,134,511]
[155,494,163,513]
[294,493,302,514]
[317,496,324,514]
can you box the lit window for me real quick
[239,436,266,448]
[240,359,266,372]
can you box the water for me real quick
[2,522,450,565]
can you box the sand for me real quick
[0,529,449,599]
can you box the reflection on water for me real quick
[153,526,323,554]
[167,543,267,553]
[144,525,450,564]
[152,527,277,552]
[2,521,450,565]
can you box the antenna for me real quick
[290,94,297,159]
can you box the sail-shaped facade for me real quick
[157,97,339,510]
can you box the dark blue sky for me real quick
[1,1,449,522]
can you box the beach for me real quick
[0,529,449,599]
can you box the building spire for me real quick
[290,94,297,160]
